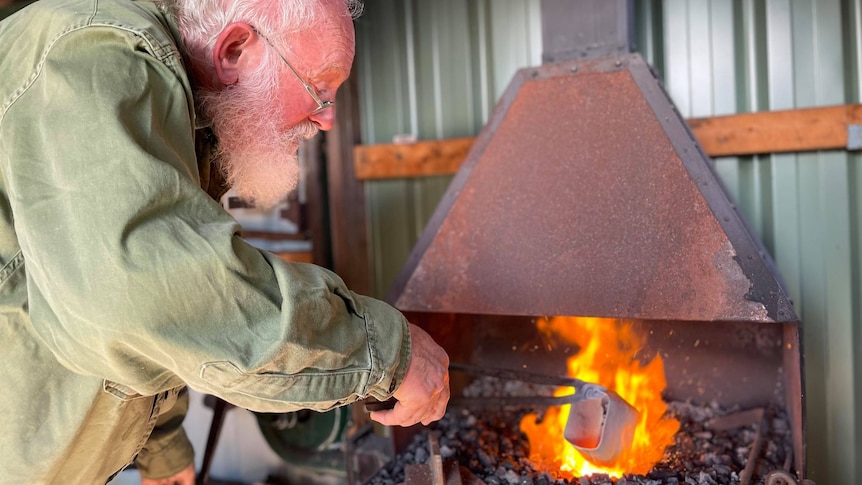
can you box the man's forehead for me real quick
[285,18,355,73]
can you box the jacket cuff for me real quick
[135,388,195,479]
[357,295,412,401]
[391,324,412,393]
[135,429,195,480]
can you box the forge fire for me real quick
[520,316,680,478]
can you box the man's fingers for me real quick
[140,463,195,485]
[369,401,421,426]
[372,323,451,427]
[368,409,397,426]
[420,389,450,426]
[369,394,448,427]
[369,409,421,427]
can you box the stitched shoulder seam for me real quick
[0,250,24,288]
[0,23,181,127]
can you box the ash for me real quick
[365,378,794,485]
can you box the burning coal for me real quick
[520,317,680,478]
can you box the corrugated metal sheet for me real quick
[357,0,542,298]
[654,2,859,482]
[355,1,861,482]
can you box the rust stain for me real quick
[393,59,783,323]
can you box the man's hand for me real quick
[140,463,195,485]
[370,323,450,427]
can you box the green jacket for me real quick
[0,1,410,483]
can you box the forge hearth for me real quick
[356,316,799,485]
[367,400,795,485]
[361,317,799,484]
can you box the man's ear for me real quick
[212,22,264,86]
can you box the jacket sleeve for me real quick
[0,27,410,412]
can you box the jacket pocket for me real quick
[201,361,300,391]
[103,380,149,401]
[201,360,368,407]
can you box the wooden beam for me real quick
[353,104,862,180]
[353,137,475,180]
[688,104,862,157]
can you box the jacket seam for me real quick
[0,250,24,289]
[87,0,98,24]
[209,387,366,406]
[200,360,373,380]
[362,309,386,395]
[0,22,180,128]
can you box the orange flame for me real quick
[520,316,680,478]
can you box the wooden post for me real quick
[325,71,371,295]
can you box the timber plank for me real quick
[353,137,474,180]
[353,104,862,180]
[688,104,862,157]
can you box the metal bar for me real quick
[739,410,769,485]
[449,395,577,410]
[196,397,230,485]
[706,407,764,431]
[403,432,466,485]
[428,433,446,485]
[449,362,587,388]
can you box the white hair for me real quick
[157,0,363,72]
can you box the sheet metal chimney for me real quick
[541,0,635,63]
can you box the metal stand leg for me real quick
[196,397,231,485]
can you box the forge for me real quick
[345,1,807,484]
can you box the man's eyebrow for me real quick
[309,65,349,84]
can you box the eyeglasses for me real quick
[254,29,334,115]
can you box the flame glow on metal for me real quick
[520,317,680,478]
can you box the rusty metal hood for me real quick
[388,54,797,324]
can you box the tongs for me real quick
[366,362,640,466]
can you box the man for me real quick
[0,0,450,483]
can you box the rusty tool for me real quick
[365,362,640,467]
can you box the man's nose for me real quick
[309,107,336,131]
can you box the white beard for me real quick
[199,73,319,211]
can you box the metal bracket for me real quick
[847,124,862,150]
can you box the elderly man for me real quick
[0,0,450,484]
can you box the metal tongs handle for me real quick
[447,362,604,409]
[449,362,589,389]
[364,362,601,412]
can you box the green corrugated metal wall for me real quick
[653,1,861,482]
[357,0,543,298]
[355,1,862,482]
